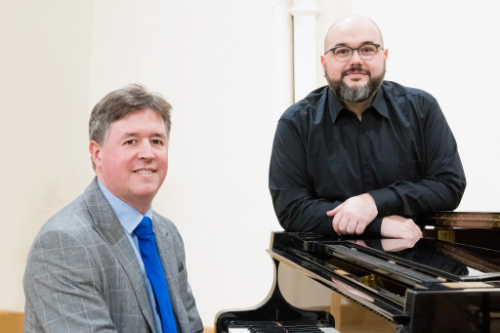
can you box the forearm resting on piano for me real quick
[380,215,422,240]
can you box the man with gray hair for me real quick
[24,84,203,333]
[269,16,466,238]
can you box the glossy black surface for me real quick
[360,238,500,279]
[217,217,500,333]
[271,232,500,332]
[284,232,500,281]
[405,288,500,332]
[227,320,333,333]
[215,258,334,333]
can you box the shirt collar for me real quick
[327,84,389,124]
[97,179,153,235]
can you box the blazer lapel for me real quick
[83,178,158,333]
[152,214,182,323]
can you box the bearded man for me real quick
[269,16,466,238]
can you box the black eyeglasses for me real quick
[325,44,384,61]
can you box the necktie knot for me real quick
[135,216,153,238]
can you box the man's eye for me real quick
[152,139,163,145]
[336,48,349,55]
[124,140,135,145]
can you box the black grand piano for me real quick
[216,213,500,333]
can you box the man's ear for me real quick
[89,140,103,168]
[320,55,325,66]
[384,48,389,59]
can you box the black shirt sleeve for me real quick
[269,119,381,234]
[368,98,466,217]
[269,84,466,236]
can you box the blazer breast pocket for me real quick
[397,160,426,183]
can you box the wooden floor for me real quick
[0,311,23,333]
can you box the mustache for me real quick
[341,66,371,78]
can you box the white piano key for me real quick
[229,328,253,333]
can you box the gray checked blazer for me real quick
[23,178,204,333]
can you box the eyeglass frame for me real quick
[325,43,384,61]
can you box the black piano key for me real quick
[249,328,286,332]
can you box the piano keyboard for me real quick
[227,320,339,333]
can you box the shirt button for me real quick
[361,130,366,134]
[363,161,368,166]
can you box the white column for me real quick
[271,1,293,231]
[290,0,320,102]
[271,1,293,121]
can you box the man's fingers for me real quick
[356,223,366,235]
[338,216,350,234]
[332,211,343,235]
[414,223,423,238]
[326,204,343,217]
[409,220,421,238]
[346,219,358,234]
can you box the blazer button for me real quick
[363,161,368,166]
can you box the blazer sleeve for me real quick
[23,229,118,333]
[170,225,204,333]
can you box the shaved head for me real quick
[324,15,384,52]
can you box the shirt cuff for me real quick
[363,216,383,237]
[323,201,342,235]
[369,188,402,216]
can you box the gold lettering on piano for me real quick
[442,282,493,289]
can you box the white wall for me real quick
[90,0,280,327]
[3,0,500,328]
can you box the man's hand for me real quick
[380,215,423,240]
[326,193,378,235]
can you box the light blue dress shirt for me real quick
[98,180,164,333]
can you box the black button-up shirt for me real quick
[269,81,466,235]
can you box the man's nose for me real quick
[138,141,155,159]
[348,49,363,65]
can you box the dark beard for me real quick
[326,64,386,103]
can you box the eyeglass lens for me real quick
[334,45,378,61]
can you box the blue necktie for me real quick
[135,216,177,333]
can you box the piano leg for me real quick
[215,258,335,333]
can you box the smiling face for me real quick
[89,109,169,213]
[321,16,388,103]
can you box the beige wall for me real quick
[0,0,93,311]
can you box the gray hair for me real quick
[89,84,172,145]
